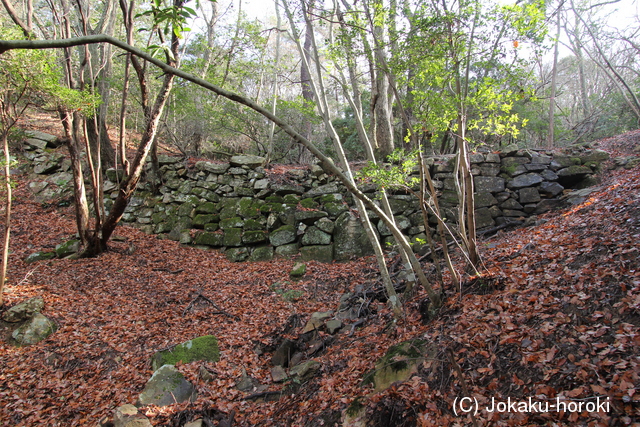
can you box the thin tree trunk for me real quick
[0,131,11,306]
[266,0,282,165]
[547,9,561,149]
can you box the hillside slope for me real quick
[0,130,638,426]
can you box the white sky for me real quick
[200,0,640,63]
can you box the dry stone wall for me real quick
[106,147,608,262]
[22,130,609,262]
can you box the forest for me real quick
[0,0,639,425]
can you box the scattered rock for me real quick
[289,360,321,381]
[302,311,333,333]
[290,262,306,278]
[3,296,44,322]
[198,365,215,382]
[12,312,57,346]
[113,404,152,427]
[270,366,288,383]
[28,181,49,194]
[136,364,197,407]
[326,319,342,334]
[362,339,435,392]
[236,373,262,392]
[24,251,56,264]
[55,239,80,258]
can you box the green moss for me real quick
[502,164,517,175]
[346,397,366,417]
[151,335,220,371]
[298,198,319,209]
[283,194,300,204]
[265,195,284,203]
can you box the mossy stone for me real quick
[243,218,266,231]
[137,365,197,407]
[265,195,284,203]
[249,246,274,261]
[316,193,343,204]
[362,339,435,392]
[243,230,268,244]
[220,217,244,229]
[55,239,80,258]
[290,262,306,278]
[299,198,319,209]
[300,245,334,263]
[151,335,220,371]
[196,202,218,214]
[283,194,301,204]
[238,197,262,218]
[269,225,296,247]
[275,243,299,257]
[323,202,348,218]
[204,223,220,232]
[226,247,249,262]
[194,231,224,246]
[193,214,218,228]
[25,251,55,264]
[223,228,243,246]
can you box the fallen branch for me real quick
[152,268,184,274]
[349,318,367,337]
[183,291,239,320]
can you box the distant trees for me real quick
[524,0,640,146]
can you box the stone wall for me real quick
[23,130,609,262]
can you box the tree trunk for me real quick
[547,8,561,149]
[371,1,394,159]
[0,131,11,306]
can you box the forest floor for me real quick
[0,124,639,426]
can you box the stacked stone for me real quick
[96,147,608,262]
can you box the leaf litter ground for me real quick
[0,130,638,426]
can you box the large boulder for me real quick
[151,335,220,371]
[333,212,374,261]
[12,312,57,346]
[3,296,44,322]
[136,365,197,407]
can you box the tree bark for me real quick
[547,8,561,149]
